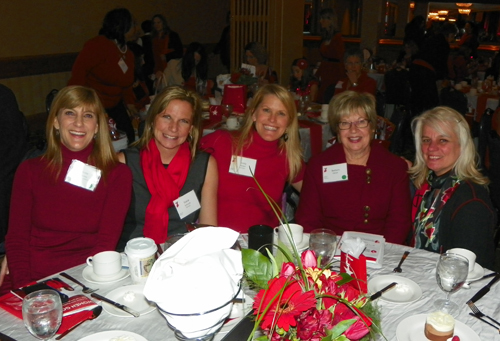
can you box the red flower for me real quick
[301,250,317,268]
[296,308,334,340]
[425,227,435,239]
[344,316,371,340]
[253,276,316,331]
[230,72,241,83]
[280,262,296,278]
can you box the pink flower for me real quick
[280,262,296,278]
[301,250,317,268]
[344,316,371,340]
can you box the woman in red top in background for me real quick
[1,86,132,293]
[68,8,137,144]
[334,48,377,97]
[315,8,345,103]
[151,14,183,85]
[201,84,304,233]
[289,58,319,103]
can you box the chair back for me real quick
[384,68,410,106]
[45,89,58,115]
[389,105,410,155]
[478,108,494,172]
[440,86,468,116]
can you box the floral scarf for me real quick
[412,171,461,251]
[141,139,191,243]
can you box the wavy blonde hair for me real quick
[234,84,302,182]
[44,85,118,180]
[135,86,202,159]
[410,106,488,188]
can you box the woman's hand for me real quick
[0,256,8,287]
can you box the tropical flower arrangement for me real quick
[242,178,382,341]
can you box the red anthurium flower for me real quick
[296,308,334,341]
[344,316,371,340]
[301,249,317,268]
[280,262,296,278]
[253,277,317,331]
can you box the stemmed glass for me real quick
[22,289,63,340]
[435,252,469,316]
[309,229,337,267]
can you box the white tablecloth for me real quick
[1,243,499,340]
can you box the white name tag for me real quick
[335,81,343,89]
[323,163,348,183]
[118,57,128,74]
[64,159,102,191]
[229,155,257,177]
[173,190,201,219]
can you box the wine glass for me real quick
[309,229,337,267]
[435,252,469,316]
[22,289,63,340]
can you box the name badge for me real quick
[65,160,102,191]
[229,156,257,177]
[118,57,128,74]
[173,190,201,219]
[323,163,348,183]
[335,81,343,89]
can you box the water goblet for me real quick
[22,289,63,340]
[309,229,337,267]
[434,252,469,316]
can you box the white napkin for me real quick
[143,227,243,314]
[340,237,366,259]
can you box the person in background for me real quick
[410,106,495,269]
[333,48,377,97]
[151,14,183,86]
[459,21,479,59]
[116,86,218,251]
[296,91,411,244]
[140,20,155,94]
[68,8,137,144]
[201,84,304,233]
[163,42,214,99]
[1,86,132,292]
[244,42,278,85]
[289,58,319,103]
[315,8,345,103]
[128,43,151,112]
[214,11,231,72]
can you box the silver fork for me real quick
[60,272,98,294]
[393,251,410,273]
[467,301,500,327]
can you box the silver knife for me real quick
[370,282,397,301]
[91,293,140,318]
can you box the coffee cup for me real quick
[86,251,122,278]
[274,223,303,246]
[248,225,274,257]
[226,116,240,130]
[469,88,477,96]
[125,237,157,284]
[455,83,462,90]
[320,104,329,121]
[448,248,476,272]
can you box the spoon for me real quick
[55,305,103,340]
[393,251,410,273]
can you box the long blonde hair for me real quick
[44,85,118,180]
[410,106,488,188]
[135,86,202,159]
[234,84,302,182]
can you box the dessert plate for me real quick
[368,275,422,304]
[396,314,480,341]
[78,330,148,341]
[467,263,485,281]
[102,284,156,318]
[82,266,129,284]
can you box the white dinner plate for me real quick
[78,330,148,341]
[102,284,156,318]
[396,314,480,341]
[467,263,485,281]
[82,266,130,284]
[218,295,254,334]
[368,275,422,304]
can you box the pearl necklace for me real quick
[114,40,127,54]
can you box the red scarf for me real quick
[141,139,191,243]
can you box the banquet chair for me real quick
[45,89,58,114]
[478,108,494,172]
[388,105,410,155]
[440,86,468,116]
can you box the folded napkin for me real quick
[144,227,242,314]
[340,237,366,259]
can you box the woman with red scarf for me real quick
[116,86,218,250]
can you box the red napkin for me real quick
[340,253,368,294]
[222,84,247,114]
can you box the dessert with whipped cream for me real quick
[123,291,135,302]
[424,311,455,341]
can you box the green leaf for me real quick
[328,319,356,339]
[335,272,355,286]
[242,249,274,289]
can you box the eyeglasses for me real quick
[338,119,370,130]
[346,61,362,66]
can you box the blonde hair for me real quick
[410,106,488,188]
[44,85,118,180]
[135,86,202,159]
[235,84,302,182]
[328,91,377,137]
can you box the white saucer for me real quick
[368,275,422,304]
[396,314,480,341]
[467,263,485,281]
[102,284,156,318]
[78,330,147,341]
[276,234,310,253]
[82,267,130,284]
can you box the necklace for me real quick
[114,39,128,54]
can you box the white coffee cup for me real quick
[455,83,462,90]
[86,251,122,278]
[469,88,477,96]
[125,237,157,284]
[274,224,304,246]
[226,116,239,130]
[461,81,468,87]
[321,104,329,121]
[448,248,476,272]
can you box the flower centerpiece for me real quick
[230,67,258,86]
[242,178,382,341]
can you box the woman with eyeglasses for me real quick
[296,91,412,244]
[333,48,377,98]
